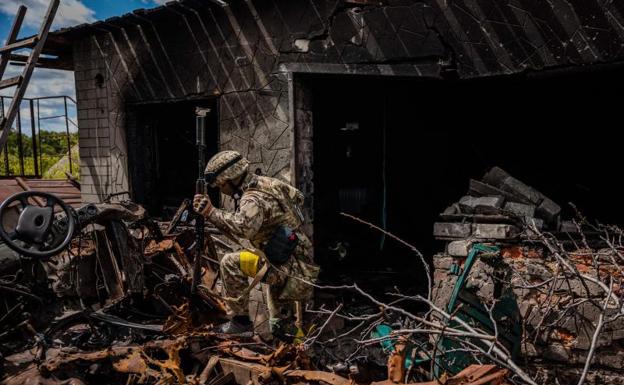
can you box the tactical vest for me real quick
[244,175,305,232]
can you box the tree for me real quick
[1,130,79,178]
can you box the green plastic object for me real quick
[371,244,522,378]
[435,243,522,377]
[449,263,461,275]
[446,244,499,313]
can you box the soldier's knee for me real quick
[221,250,261,278]
[221,252,240,272]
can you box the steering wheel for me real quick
[0,191,76,258]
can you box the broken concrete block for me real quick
[431,274,459,310]
[500,176,543,205]
[482,167,510,187]
[442,204,459,215]
[595,350,624,370]
[469,179,505,196]
[609,322,624,341]
[447,240,473,257]
[433,222,472,238]
[433,254,455,269]
[536,196,561,223]
[525,263,553,281]
[504,202,536,217]
[562,302,616,350]
[469,179,532,204]
[458,195,504,214]
[554,277,604,298]
[524,217,544,230]
[471,223,518,239]
[543,343,570,362]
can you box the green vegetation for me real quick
[1,130,79,179]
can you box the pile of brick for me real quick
[433,247,624,384]
[434,167,568,255]
[431,168,624,384]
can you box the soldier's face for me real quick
[218,180,236,196]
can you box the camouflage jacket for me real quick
[207,174,313,262]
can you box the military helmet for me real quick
[204,150,249,187]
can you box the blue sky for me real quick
[1,0,167,132]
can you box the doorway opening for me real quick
[303,66,624,294]
[127,98,219,218]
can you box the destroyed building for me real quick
[3,1,624,384]
[30,0,624,274]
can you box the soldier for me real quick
[193,150,319,337]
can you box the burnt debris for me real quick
[3,165,624,385]
[432,167,624,384]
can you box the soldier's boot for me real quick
[215,315,253,335]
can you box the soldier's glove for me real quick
[193,194,214,217]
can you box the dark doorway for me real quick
[305,65,624,291]
[127,99,219,218]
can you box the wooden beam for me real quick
[0,36,38,54]
[0,76,21,90]
[0,5,26,79]
[15,177,46,207]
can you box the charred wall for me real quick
[69,0,624,205]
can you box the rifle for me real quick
[191,108,210,295]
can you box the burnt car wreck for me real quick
[3,0,624,384]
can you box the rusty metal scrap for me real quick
[284,365,509,385]
[2,323,512,385]
[163,302,196,335]
[445,365,509,385]
[387,336,408,383]
[283,370,352,385]
[0,199,514,385]
[6,337,189,385]
[2,366,86,385]
[217,341,302,367]
[144,238,175,256]
[199,356,221,385]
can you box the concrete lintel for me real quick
[278,62,441,79]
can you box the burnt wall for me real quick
[70,0,624,203]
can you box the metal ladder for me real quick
[0,0,59,151]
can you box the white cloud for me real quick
[0,0,96,31]
[3,92,77,133]
[0,1,90,133]
[1,65,75,99]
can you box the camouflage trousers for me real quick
[220,251,317,325]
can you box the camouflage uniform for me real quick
[206,172,317,324]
